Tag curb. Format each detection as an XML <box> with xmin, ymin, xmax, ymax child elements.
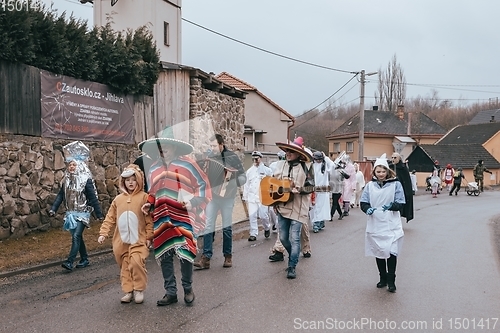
<box><xmin>0</xmin><ymin>248</ymin><xmax>114</xmax><ymax>279</ymax></box>
<box><xmin>0</xmin><ymin>218</ymin><xmax>251</xmax><ymax>279</ymax></box>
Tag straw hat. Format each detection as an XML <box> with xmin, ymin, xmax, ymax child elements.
<box><xmin>138</xmin><ymin>127</ymin><xmax>193</xmax><ymax>158</ymax></box>
<box><xmin>275</xmin><ymin>137</ymin><xmax>312</xmax><ymax>162</ymax></box>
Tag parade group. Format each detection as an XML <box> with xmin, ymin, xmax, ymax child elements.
<box><xmin>55</xmin><ymin>128</ymin><xmax>496</xmax><ymax>307</ymax></box>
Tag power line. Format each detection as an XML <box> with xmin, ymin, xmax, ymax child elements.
<box><xmin>293</xmin><ymin>96</ymin><xmax>360</xmax><ymax>132</ymax></box>
<box><xmin>406</xmin><ymin>82</ymin><xmax>500</xmax><ymax>95</ymax></box>
<box><xmin>295</xmin><ymin>73</ymin><xmax>359</xmax><ymax>119</ymax></box>
<box><xmin>183</xmin><ymin>17</ymin><xmax>498</xmax><ymax>109</ymax></box>
<box><xmin>182</xmin><ymin>18</ymin><xmax>356</xmax><ymax>75</ymax></box>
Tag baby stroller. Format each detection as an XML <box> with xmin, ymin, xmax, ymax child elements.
<box><xmin>465</xmin><ymin>181</ymin><xmax>480</xmax><ymax>196</ymax></box>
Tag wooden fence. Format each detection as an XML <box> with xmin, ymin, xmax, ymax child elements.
<box><xmin>0</xmin><ymin>60</ymin><xmax>156</xmax><ymax>144</ymax></box>
<box><xmin>0</xmin><ymin>60</ymin><xmax>41</xmax><ymax>136</ymax></box>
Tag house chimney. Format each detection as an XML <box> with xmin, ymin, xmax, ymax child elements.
<box><xmin>397</xmin><ymin>105</ymin><xmax>404</xmax><ymax>120</ymax></box>
<box><xmin>373</xmin><ymin>105</ymin><xmax>378</xmax><ymax>111</ymax></box>
<box><xmin>490</xmin><ymin>115</ymin><xmax>495</xmax><ymax>123</ymax></box>
<box><xmin>407</xmin><ymin>112</ymin><xmax>411</xmax><ymax>135</ymax></box>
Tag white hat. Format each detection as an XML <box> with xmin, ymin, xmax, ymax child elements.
<box><xmin>374</xmin><ymin>153</ymin><xmax>389</xmax><ymax>169</ymax></box>
<box><xmin>251</xmin><ymin>151</ymin><xmax>263</xmax><ymax>158</ymax></box>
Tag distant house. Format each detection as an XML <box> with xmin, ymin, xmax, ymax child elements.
<box><xmin>326</xmin><ymin>106</ymin><xmax>446</xmax><ymax>162</ymax></box>
<box><xmin>216</xmin><ymin>72</ymin><xmax>294</xmax><ymax>166</ymax></box>
<box><xmin>406</xmin><ymin>122</ymin><xmax>500</xmax><ymax>187</ymax></box>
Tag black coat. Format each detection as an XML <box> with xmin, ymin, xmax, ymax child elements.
<box><xmin>390</xmin><ymin>161</ymin><xmax>414</xmax><ymax>222</ymax></box>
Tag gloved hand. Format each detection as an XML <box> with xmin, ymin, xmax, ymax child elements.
<box><xmin>366</xmin><ymin>207</ymin><xmax>376</xmax><ymax>215</ymax></box>
<box><xmin>48</xmin><ymin>209</ymin><xmax>55</xmax><ymax>217</ymax></box>
<box><xmin>382</xmin><ymin>202</ymin><xmax>393</xmax><ymax>211</ymax></box>
<box><xmin>97</xmin><ymin>236</ymin><xmax>106</xmax><ymax>244</ymax></box>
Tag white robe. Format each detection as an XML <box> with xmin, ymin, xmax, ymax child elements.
<box><xmin>364</xmin><ymin>181</ymin><xmax>404</xmax><ymax>258</ymax></box>
<box><xmin>309</xmin><ymin>161</ymin><xmax>330</xmax><ymax>222</ymax></box>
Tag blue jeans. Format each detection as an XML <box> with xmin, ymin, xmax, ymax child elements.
<box><xmin>202</xmin><ymin>196</ymin><xmax>235</xmax><ymax>258</ymax></box>
<box><xmin>67</xmin><ymin>221</ymin><xmax>87</xmax><ymax>264</ymax></box>
<box><xmin>277</xmin><ymin>214</ymin><xmax>302</xmax><ymax>268</ymax></box>
<box><xmin>160</xmin><ymin>250</ymin><xmax>193</xmax><ymax>296</ymax></box>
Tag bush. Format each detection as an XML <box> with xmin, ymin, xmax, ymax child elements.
<box><xmin>0</xmin><ymin>3</ymin><xmax>159</xmax><ymax>96</ymax></box>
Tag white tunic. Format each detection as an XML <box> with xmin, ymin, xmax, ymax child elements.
<box><xmin>242</xmin><ymin>163</ymin><xmax>272</xmax><ymax>203</ymax></box>
<box><xmin>364</xmin><ymin>181</ymin><xmax>404</xmax><ymax>258</ymax></box>
<box><xmin>310</xmin><ymin>161</ymin><xmax>331</xmax><ymax>222</ymax></box>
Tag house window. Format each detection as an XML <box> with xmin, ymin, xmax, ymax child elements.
<box><xmin>333</xmin><ymin>143</ymin><xmax>340</xmax><ymax>153</ymax></box>
<box><xmin>164</xmin><ymin>22</ymin><xmax>170</xmax><ymax>46</ymax></box>
<box><xmin>346</xmin><ymin>141</ymin><xmax>353</xmax><ymax>153</ymax></box>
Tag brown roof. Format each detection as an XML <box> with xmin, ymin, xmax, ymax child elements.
<box><xmin>216</xmin><ymin>72</ymin><xmax>294</xmax><ymax>122</ymax></box>
<box><xmin>326</xmin><ymin>110</ymin><xmax>446</xmax><ymax>139</ymax></box>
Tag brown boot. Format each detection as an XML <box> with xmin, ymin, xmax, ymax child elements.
<box><xmin>194</xmin><ymin>255</ymin><xmax>210</xmax><ymax>269</ymax></box>
<box><xmin>223</xmin><ymin>254</ymin><xmax>232</xmax><ymax>268</ymax></box>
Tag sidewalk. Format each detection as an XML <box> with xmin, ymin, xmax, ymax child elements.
<box><xmin>0</xmin><ymin>195</ymin><xmax>251</xmax><ymax>279</ymax></box>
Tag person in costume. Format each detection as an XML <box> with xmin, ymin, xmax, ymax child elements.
<box><xmin>328</xmin><ymin>158</ymin><xmax>345</xmax><ymax>221</ymax></box>
<box><xmin>49</xmin><ymin>141</ymin><xmax>104</xmax><ymax>271</ymax></box>
<box><xmin>98</xmin><ymin>164</ymin><xmax>153</xmax><ymax>304</ymax></box>
<box><xmin>473</xmin><ymin>159</ymin><xmax>492</xmax><ymax>192</ymax></box>
<box><xmin>340</xmin><ymin>155</ymin><xmax>356</xmax><ymax>217</ymax></box>
<box><xmin>442</xmin><ymin>164</ymin><xmax>455</xmax><ymax>192</ymax></box>
<box><xmin>310</xmin><ymin>151</ymin><xmax>330</xmax><ymax>233</ymax></box>
<box><xmin>449</xmin><ymin>167</ymin><xmax>465</xmax><ymax>196</ymax></box>
<box><xmin>139</xmin><ymin>127</ymin><xmax>212</xmax><ymax>306</ymax></box>
<box><xmin>242</xmin><ymin>151</ymin><xmax>272</xmax><ymax>241</ymax></box>
<box><xmin>268</xmin><ymin>150</ymin><xmax>286</xmax><ymax>232</ymax></box>
<box><xmin>270</xmin><ymin>138</ymin><xmax>314</xmax><ymax>279</ymax></box>
<box><xmin>352</xmin><ymin>163</ymin><xmax>366</xmax><ymax>207</ymax></box>
<box><xmin>410</xmin><ymin>170</ymin><xmax>418</xmax><ymax>195</ymax></box>
<box><xmin>389</xmin><ymin>153</ymin><xmax>414</xmax><ymax>222</ymax></box>
<box><xmin>361</xmin><ymin>153</ymin><xmax>405</xmax><ymax>293</ymax></box>
<box><xmin>429</xmin><ymin>168</ymin><xmax>441</xmax><ymax>198</ymax></box>
<box><xmin>194</xmin><ymin>134</ymin><xmax>246</xmax><ymax>270</ymax></box>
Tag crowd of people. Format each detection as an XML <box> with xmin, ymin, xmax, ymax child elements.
<box><xmin>48</xmin><ymin>134</ymin><xmax>427</xmax><ymax>306</ymax></box>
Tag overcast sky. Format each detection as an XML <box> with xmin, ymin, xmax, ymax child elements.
<box><xmin>49</xmin><ymin>0</ymin><xmax>500</xmax><ymax>116</ymax></box>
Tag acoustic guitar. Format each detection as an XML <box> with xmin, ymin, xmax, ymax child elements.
<box><xmin>259</xmin><ymin>176</ymin><xmax>330</xmax><ymax>206</ymax></box>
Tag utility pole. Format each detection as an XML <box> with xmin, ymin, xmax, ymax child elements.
<box><xmin>358</xmin><ymin>70</ymin><xmax>377</xmax><ymax>162</ymax></box>
<box><xmin>358</xmin><ymin>70</ymin><xmax>366</xmax><ymax>162</ymax></box>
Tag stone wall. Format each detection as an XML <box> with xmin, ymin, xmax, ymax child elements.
<box><xmin>189</xmin><ymin>77</ymin><xmax>245</xmax><ymax>157</ymax></box>
<box><xmin>0</xmin><ymin>77</ymin><xmax>246</xmax><ymax>241</ymax></box>
<box><xmin>0</xmin><ymin>134</ymin><xmax>140</xmax><ymax>240</ymax></box>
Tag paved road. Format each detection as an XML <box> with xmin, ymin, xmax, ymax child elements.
<box><xmin>2</xmin><ymin>191</ymin><xmax>500</xmax><ymax>332</ymax></box>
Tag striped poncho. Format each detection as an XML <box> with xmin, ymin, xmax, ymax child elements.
<box><xmin>147</xmin><ymin>156</ymin><xmax>212</xmax><ymax>263</ymax></box>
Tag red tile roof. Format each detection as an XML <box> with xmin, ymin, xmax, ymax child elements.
<box><xmin>216</xmin><ymin>72</ymin><xmax>294</xmax><ymax>122</ymax></box>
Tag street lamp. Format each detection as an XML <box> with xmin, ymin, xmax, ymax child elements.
<box><xmin>358</xmin><ymin>70</ymin><xmax>378</xmax><ymax>162</ymax></box>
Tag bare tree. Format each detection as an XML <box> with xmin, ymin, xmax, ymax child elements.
<box><xmin>375</xmin><ymin>54</ymin><xmax>406</xmax><ymax>112</ymax></box>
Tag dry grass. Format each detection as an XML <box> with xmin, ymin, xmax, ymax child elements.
<box><xmin>0</xmin><ymin>225</ymin><xmax>111</xmax><ymax>272</ymax></box>
<box><xmin>0</xmin><ymin>197</ymin><xmax>249</xmax><ymax>273</ymax></box>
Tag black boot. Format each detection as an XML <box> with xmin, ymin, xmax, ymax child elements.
<box><xmin>387</xmin><ymin>254</ymin><xmax>397</xmax><ymax>292</ymax></box>
<box><xmin>269</xmin><ymin>251</ymin><xmax>284</xmax><ymax>262</ymax></box>
<box><xmin>375</xmin><ymin>258</ymin><xmax>387</xmax><ymax>288</ymax></box>
<box><xmin>387</xmin><ymin>273</ymin><xmax>397</xmax><ymax>292</ymax></box>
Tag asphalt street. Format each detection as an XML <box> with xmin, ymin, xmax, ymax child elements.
<box><xmin>1</xmin><ymin>190</ymin><xmax>500</xmax><ymax>333</ymax></box>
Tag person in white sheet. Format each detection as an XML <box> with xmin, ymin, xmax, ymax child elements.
<box><xmin>351</xmin><ymin>163</ymin><xmax>366</xmax><ymax>208</ymax></box>
<box><xmin>242</xmin><ymin>151</ymin><xmax>272</xmax><ymax>241</ymax></box>
<box><xmin>360</xmin><ymin>153</ymin><xmax>405</xmax><ymax>293</ymax></box>
<box><xmin>410</xmin><ymin>170</ymin><xmax>418</xmax><ymax>195</ymax></box>
<box><xmin>310</xmin><ymin>151</ymin><xmax>331</xmax><ymax>233</ymax></box>
<box><xmin>340</xmin><ymin>155</ymin><xmax>356</xmax><ymax>217</ymax></box>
